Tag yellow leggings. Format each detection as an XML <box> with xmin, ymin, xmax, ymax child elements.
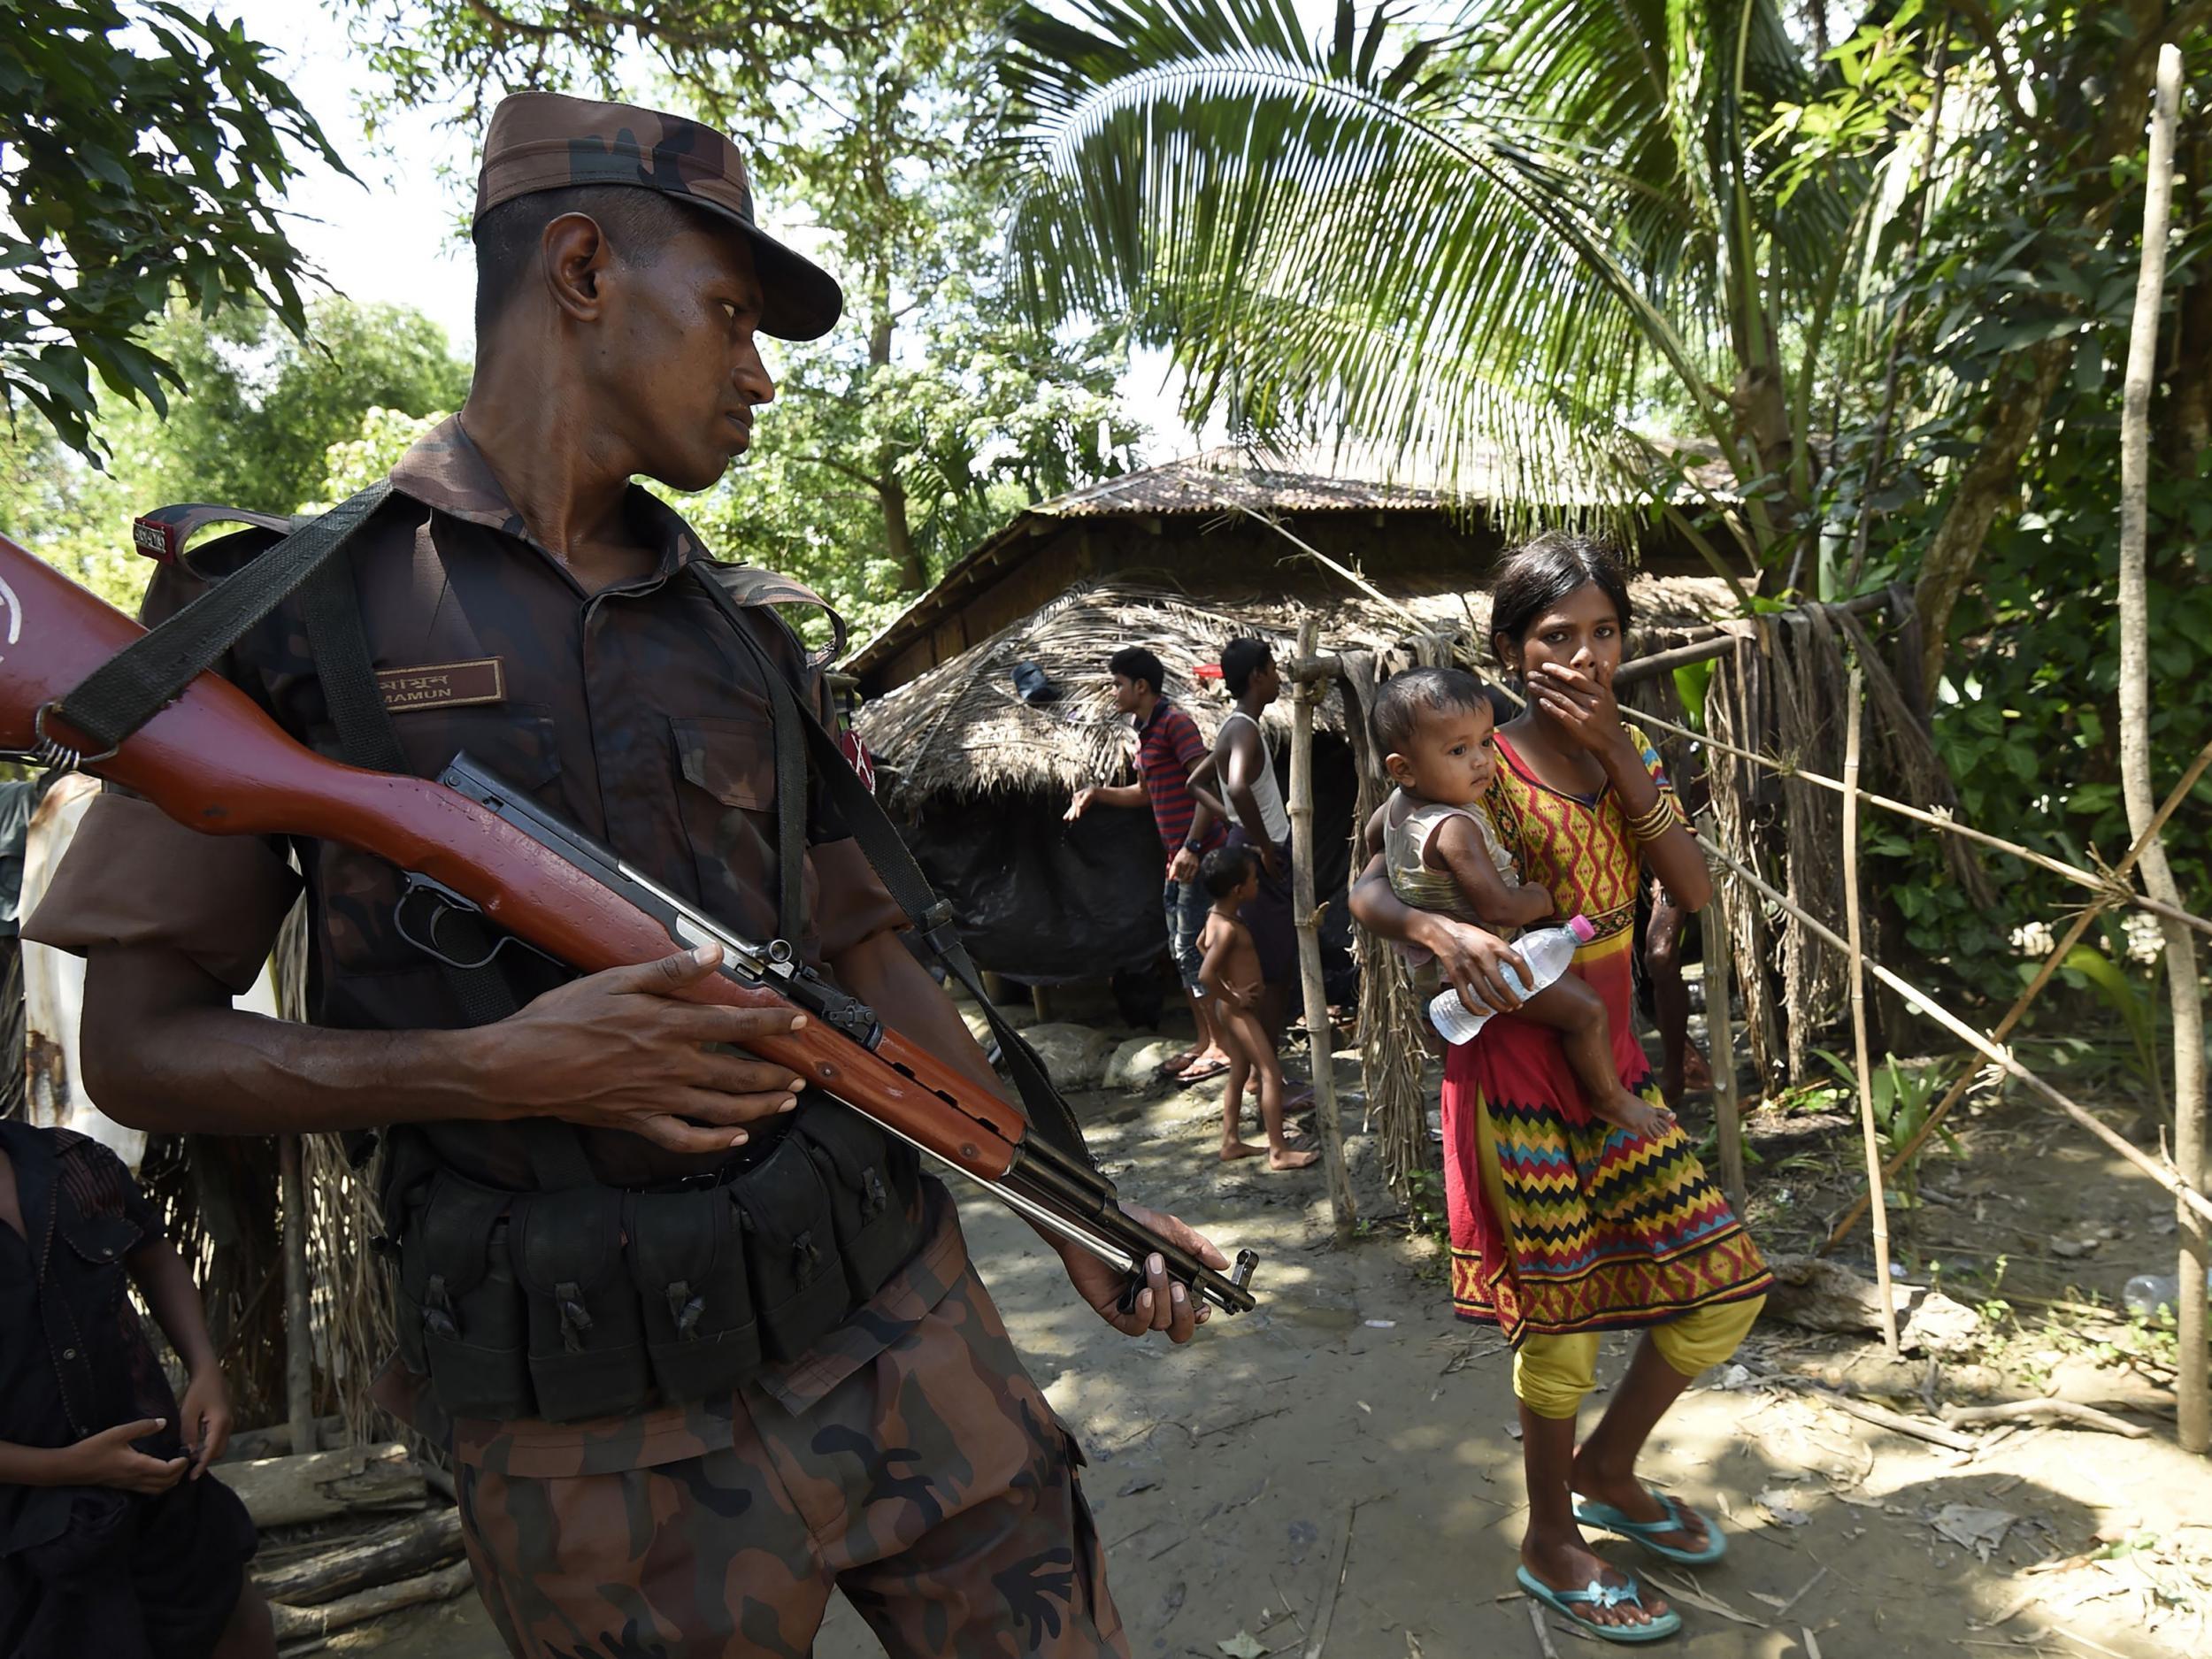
<box><xmin>1512</xmin><ymin>1294</ymin><xmax>1765</xmax><ymax>1420</ymax></box>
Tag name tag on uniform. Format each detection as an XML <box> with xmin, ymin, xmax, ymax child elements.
<box><xmin>377</xmin><ymin>657</ymin><xmax>506</xmax><ymax>713</ymax></box>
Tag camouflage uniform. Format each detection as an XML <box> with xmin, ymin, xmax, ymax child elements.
<box><xmin>27</xmin><ymin>89</ymin><xmax>1126</xmax><ymax>1659</ymax></box>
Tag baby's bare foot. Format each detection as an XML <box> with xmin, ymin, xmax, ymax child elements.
<box><xmin>1594</xmin><ymin>1091</ymin><xmax>1676</xmax><ymax>1141</ymax></box>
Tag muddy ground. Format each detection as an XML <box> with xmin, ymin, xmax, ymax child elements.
<box><xmin>313</xmin><ymin>1000</ymin><xmax>2208</xmax><ymax>1659</ymax></box>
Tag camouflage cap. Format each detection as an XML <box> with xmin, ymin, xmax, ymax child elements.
<box><xmin>474</xmin><ymin>90</ymin><xmax>841</xmax><ymax>342</ymax></box>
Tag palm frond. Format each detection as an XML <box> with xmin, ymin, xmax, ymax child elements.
<box><xmin>1002</xmin><ymin>0</ymin><xmax>1873</xmax><ymax>541</ymax></box>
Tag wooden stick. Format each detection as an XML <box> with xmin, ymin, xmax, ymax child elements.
<box><xmin>1938</xmin><ymin>1399</ymin><xmax>2150</xmax><ymax>1440</ymax></box>
<box><xmin>280</xmin><ymin>1133</ymin><xmax>317</xmax><ymax>1457</ymax></box>
<box><xmin>1701</xmin><ymin>884</ymin><xmax>1747</xmax><ymax>1216</ymax></box>
<box><xmin>1841</xmin><ymin>669</ymin><xmax>1900</xmax><ymax>1356</ymax></box>
<box><xmin>1523</xmin><ymin>1597</ymin><xmax>1562</xmax><ymax>1659</ymax></box>
<box><xmin>267</xmin><ymin>1559</ymin><xmax>474</xmax><ymax>1641</ymax></box>
<box><xmin>1699</xmin><ymin>833</ymin><xmax>2212</xmax><ymax>1226</ymax></box>
<box><xmin>1770</xmin><ymin>1378</ymin><xmax>1978</xmax><ymax>1451</ymax></box>
<box><xmin>1774</xmin><ymin>1564</ymin><xmax>1829</xmax><ymax>1618</ymax></box>
<box><xmin>1822</xmin><ymin>736</ymin><xmax>2212</xmax><ymax>1253</ymax></box>
<box><xmin>1302</xmin><ymin>1496</ymin><xmax>1357</xmax><ymax>1659</ymax></box>
<box><xmin>1289</xmin><ymin>617</ymin><xmax>1356</xmax><ymax>1242</ymax></box>
<box><xmin>2117</xmin><ymin>42</ymin><xmax>2206</xmax><ymax>1455</ymax></box>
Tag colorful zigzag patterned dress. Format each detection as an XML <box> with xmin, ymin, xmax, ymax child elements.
<box><xmin>1441</xmin><ymin>722</ymin><xmax>1770</xmax><ymax>1341</ymax></box>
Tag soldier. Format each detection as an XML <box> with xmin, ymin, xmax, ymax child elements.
<box><xmin>27</xmin><ymin>91</ymin><xmax>1221</xmax><ymax>1659</ymax></box>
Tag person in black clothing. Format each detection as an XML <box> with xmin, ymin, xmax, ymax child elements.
<box><xmin>0</xmin><ymin>1121</ymin><xmax>273</xmax><ymax>1659</ymax></box>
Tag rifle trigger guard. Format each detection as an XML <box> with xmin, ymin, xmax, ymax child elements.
<box><xmin>393</xmin><ymin>874</ymin><xmax>546</xmax><ymax>972</ymax></box>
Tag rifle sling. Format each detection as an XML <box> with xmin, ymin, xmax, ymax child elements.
<box><xmin>687</xmin><ymin>571</ymin><xmax>1100</xmax><ymax>1178</ymax></box>
<box><xmin>53</xmin><ymin>480</ymin><xmax>396</xmax><ymax>756</ymax></box>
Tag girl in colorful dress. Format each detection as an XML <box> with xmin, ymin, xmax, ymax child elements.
<box><xmin>1349</xmin><ymin>534</ymin><xmax>1770</xmax><ymax>1643</ymax></box>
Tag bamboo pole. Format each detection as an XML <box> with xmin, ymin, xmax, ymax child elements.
<box><xmin>1694</xmin><ymin>829</ymin><xmax>2212</xmax><ymax>1226</ymax></box>
<box><xmin>279</xmin><ymin>1133</ymin><xmax>316</xmax><ymax>1456</ymax></box>
<box><xmin>1841</xmin><ymin>669</ymin><xmax>1900</xmax><ymax>1355</ymax></box>
<box><xmin>1700</xmin><ymin>884</ymin><xmax>1747</xmax><ymax>1217</ymax></box>
<box><xmin>1821</xmin><ymin>736</ymin><xmax>2212</xmax><ymax>1255</ymax></box>
<box><xmin>2117</xmin><ymin>43</ymin><xmax>2204</xmax><ymax>1454</ymax></box>
<box><xmin>1288</xmin><ymin>616</ymin><xmax>1356</xmax><ymax>1242</ymax></box>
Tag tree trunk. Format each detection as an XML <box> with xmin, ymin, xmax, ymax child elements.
<box><xmin>2116</xmin><ymin>44</ymin><xmax>2206</xmax><ymax>1456</ymax></box>
<box><xmin>880</xmin><ymin>472</ymin><xmax>924</xmax><ymax>593</ymax></box>
<box><xmin>1910</xmin><ymin>336</ymin><xmax>2071</xmax><ymax>699</ymax></box>
<box><xmin>868</xmin><ymin>306</ymin><xmax>926</xmax><ymax>593</ymax></box>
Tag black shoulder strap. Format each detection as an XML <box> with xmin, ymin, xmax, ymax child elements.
<box><xmin>687</xmin><ymin>568</ymin><xmax>1099</xmax><ymax>1174</ymax></box>
<box><xmin>297</xmin><ymin>546</ymin><xmax>595</xmax><ymax>1191</ymax></box>
<box><xmin>51</xmin><ymin>480</ymin><xmax>396</xmax><ymax>757</ymax></box>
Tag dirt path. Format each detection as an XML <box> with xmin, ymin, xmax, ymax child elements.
<box><xmin>342</xmin><ymin>1051</ymin><xmax>2208</xmax><ymax>1658</ymax></box>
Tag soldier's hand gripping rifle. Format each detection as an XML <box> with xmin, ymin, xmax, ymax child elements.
<box><xmin>0</xmin><ymin>533</ymin><xmax>1259</xmax><ymax>1316</ymax></box>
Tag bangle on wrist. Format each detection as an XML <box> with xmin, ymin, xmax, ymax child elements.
<box><xmin>1625</xmin><ymin>796</ymin><xmax>1683</xmax><ymax>844</ymax></box>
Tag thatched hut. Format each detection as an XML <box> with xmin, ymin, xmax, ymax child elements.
<box><xmin>847</xmin><ymin>448</ymin><xmax>1737</xmax><ymax>990</ymax></box>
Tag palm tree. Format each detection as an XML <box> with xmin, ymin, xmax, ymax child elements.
<box><xmin>1002</xmin><ymin>0</ymin><xmax>1909</xmax><ymax>598</ymax></box>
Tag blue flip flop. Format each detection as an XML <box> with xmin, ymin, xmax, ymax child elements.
<box><xmin>1516</xmin><ymin>1566</ymin><xmax>1683</xmax><ymax>1643</ymax></box>
<box><xmin>1573</xmin><ymin>1488</ymin><xmax>1727</xmax><ymax>1566</ymax></box>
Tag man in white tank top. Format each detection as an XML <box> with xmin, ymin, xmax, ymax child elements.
<box><xmin>1196</xmin><ymin>639</ymin><xmax>1299</xmax><ymax>1046</ymax></box>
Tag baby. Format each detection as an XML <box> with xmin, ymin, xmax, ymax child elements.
<box><xmin>1373</xmin><ymin>667</ymin><xmax>1671</xmax><ymax>1139</ymax></box>
<box><xmin>1196</xmin><ymin>845</ymin><xmax>1318</xmax><ymax>1171</ymax></box>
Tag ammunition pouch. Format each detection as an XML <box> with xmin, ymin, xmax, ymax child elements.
<box><xmin>382</xmin><ymin>1094</ymin><xmax>923</xmax><ymax>1423</ymax></box>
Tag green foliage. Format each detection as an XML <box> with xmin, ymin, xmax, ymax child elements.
<box><xmin>1814</xmin><ymin>1048</ymin><xmax>1960</xmax><ymax>1203</ymax></box>
<box><xmin>0</xmin><ymin>296</ymin><xmax>468</xmax><ymax>613</ymax></box>
<box><xmin>335</xmin><ymin>0</ymin><xmax>1142</xmax><ymax>611</ymax></box>
<box><xmin>104</xmin><ymin>299</ymin><xmax>472</xmax><ymax>513</ymax></box>
<box><xmin>1001</xmin><ymin>0</ymin><xmax>1919</xmax><ymax>588</ymax></box>
<box><xmin>0</xmin><ymin>1</ymin><xmax>349</xmax><ymax>457</ymax></box>
<box><xmin>2056</xmin><ymin>943</ymin><xmax>2164</xmax><ymax>1110</ymax></box>
<box><xmin>0</xmin><ymin>401</ymin><xmax>136</xmax><ymax>605</ymax></box>
<box><xmin>671</xmin><ymin>295</ymin><xmax>1139</xmax><ymax>644</ymax></box>
<box><xmin>1777</xmin><ymin>4</ymin><xmax>2212</xmax><ymax>1010</ymax></box>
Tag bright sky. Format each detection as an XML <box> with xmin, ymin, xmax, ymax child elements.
<box><xmin>218</xmin><ymin>0</ymin><xmax>1222</xmax><ymax>459</ymax></box>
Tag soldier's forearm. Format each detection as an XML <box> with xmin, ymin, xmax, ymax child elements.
<box><xmin>81</xmin><ymin>945</ymin><xmax>498</xmax><ymax>1136</ymax></box>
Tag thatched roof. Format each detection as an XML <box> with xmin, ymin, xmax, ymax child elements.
<box><xmin>856</xmin><ymin>571</ymin><xmax>1735</xmax><ymax>803</ymax></box>
<box><xmin>846</xmin><ymin>441</ymin><xmax>1747</xmax><ymax>687</ymax></box>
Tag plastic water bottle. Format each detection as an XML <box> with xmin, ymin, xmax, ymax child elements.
<box><xmin>1428</xmin><ymin>915</ymin><xmax>1598</xmax><ymax>1046</ymax></box>
<box><xmin>2124</xmin><ymin>1269</ymin><xmax>2212</xmax><ymax>1317</ymax></box>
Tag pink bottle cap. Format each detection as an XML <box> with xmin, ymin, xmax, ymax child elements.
<box><xmin>1568</xmin><ymin>914</ymin><xmax>1596</xmax><ymax>941</ymax></box>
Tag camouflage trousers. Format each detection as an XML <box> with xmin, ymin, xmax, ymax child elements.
<box><xmin>453</xmin><ymin>1261</ymin><xmax>1127</xmax><ymax>1659</ymax></box>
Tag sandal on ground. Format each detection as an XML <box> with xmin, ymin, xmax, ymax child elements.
<box><xmin>1572</xmin><ymin>1489</ymin><xmax>1726</xmax><ymax>1566</ymax></box>
<box><xmin>1173</xmin><ymin>1057</ymin><xmax>1231</xmax><ymax>1087</ymax></box>
<box><xmin>1516</xmin><ymin>1567</ymin><xmax>1681</xmax><ymax>1643</ymax></box>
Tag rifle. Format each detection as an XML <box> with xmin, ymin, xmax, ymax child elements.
<box><xmin>0</xmin><ymin>534</ymin><xmax>1259</xmax><ymax>1316</ymax></box>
